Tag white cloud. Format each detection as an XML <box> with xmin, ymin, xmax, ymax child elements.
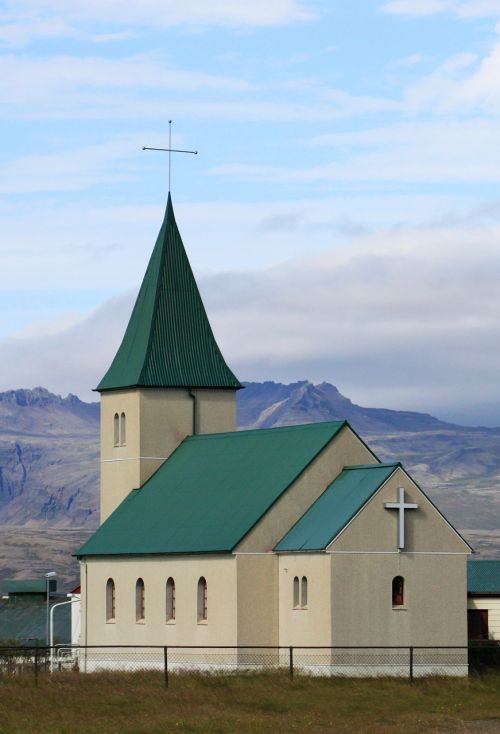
<box><xmin>2</xmin><ymin>220</ymin><xmax>500</xmax><ymax>425</ymax></box>
<box><xmin>382</xmin><ymin>0</ymin><xmax>500</xmax><ymax>17</ymax></box>
<box><xmin>403</xmin><ymin>40</ymin><xmax>500</xmax><ymax>114</ymax></box>
<box><xmin>0</xmin><ymin>0</ymin><xmax>313</xmax><ymax>45</ymax></box>
<box><xmin>211</xmin><ymin>118</ymin><xmax>500</xmax><ymax>184</ymax></box>
<box><xmin>0</xmin><ymin>14</ymin><xmax>75</xmax><ymax>47</ymax></box>
<box><xmin>0</xmin><ymin>53</ymin><xmax>250</xmax><ymax>112</ymax></box>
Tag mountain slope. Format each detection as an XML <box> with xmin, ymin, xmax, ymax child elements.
<box><xmin>0</xmin><ymin>388</ymin><xmax>99</xmax><ymax>527</ymax></box>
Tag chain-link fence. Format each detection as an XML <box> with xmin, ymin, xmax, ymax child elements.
<box><xmin>0</xmin><ymin>643</ymin><xmax>489</xmax><ymax>685</ymax></box>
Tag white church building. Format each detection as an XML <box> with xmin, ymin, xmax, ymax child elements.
<box><xmin>76</xmin><ymin>194</ymin><xmax>471</xmax><ymax>672</ymax></box>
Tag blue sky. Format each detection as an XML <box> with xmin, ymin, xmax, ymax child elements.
<box><xmin>2</xmin><ymin>0</ymin><xmax>500</xmax><ymax>424</ymax></box>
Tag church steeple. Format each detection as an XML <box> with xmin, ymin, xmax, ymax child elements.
<box><xmin>98</xmin><ymin>193</ymin><xmax>241</xmax><ymax>522</ymax></box>
<box><xmin>97</xmin><ymin>193</ymin><xmax>241</xmax><ymax>392</ymax></box>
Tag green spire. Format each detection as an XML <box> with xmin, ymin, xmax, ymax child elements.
<box><xmin>97</xmin><ymin>194</ymin><xmax>241</xmax><ymax>392</ymax></box>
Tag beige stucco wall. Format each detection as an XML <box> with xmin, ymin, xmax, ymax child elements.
<box><xmin>100</xmin><ymin>388</ymin><xmax>236</xmax><ymax>521</ymax></box>
<box><xmin>236</xmin><ymin>554</ymin><xmax>278</xmax><ymax>646</ymax></box>
<box><xmin>329</xmin><ymin>552</ymin><xmax>467</xmax><ymax>646</ymax></box>
<box><xmin>81</xmin><ymin>555</ymin><xmax>237</xmax><ymax>647</ymax></box>
<box><xmin>236</xmin><ymin>426</ymin><xmax>377</xmax><ymax>553</ymax></box>
<box><xmin>330</xmin><ymin>468</ymin><xmax>470</xmax><ymax>554</ymax></box>
<box><xmin>278</xmin><ymin>554</ymin><xmax>332</xmax><ymax>647</ymax></box>
<box><xmin>468</xmin><ymin>597</ymin><xmax>500</xmax><ymax>640</ymax></box>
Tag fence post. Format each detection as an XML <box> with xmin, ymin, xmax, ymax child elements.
<box><xmin>34</xmin><ymin>645</ymin><xmax>39</xmax><ymax>687</ymax></box>
<box><xmin>163</xmin><ymin>646</ymin><xmax>168</xmax><ymax>689</ymax></box>
<box><xmin>409</xmin><ymin>646</ymin><xmax>414</xmax><ymax>683</ymax></box>
<box><xmin>289</xmin><ymin>646</ymin><xmax>294</xmax><ymax>680</ymax></box>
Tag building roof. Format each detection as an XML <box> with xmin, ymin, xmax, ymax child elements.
<box><xmin>77</xmin><ymin>421</ymin><xmax>347</xmax><ymax>557</ymax></box>
<box><xmin>3</xmin><ymin>579</ymin><xmax>56</xmax><ymax>594</ymax></box>
<box><xmin>275</xmin><ymin>464</ymin><xmax>399</xmax><ymax>552</ymax></box>
<box><xmin>468</xmin><ymin>560</ymin><xmax>500</xmax><ymax>594</ymax></box>
<box><xmin>97</xmin><ymin>193</ymin><xmax>241</xmax><ymax>392</ymax></box>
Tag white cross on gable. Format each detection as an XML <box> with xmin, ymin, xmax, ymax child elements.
<box><xmin>384</xmin><ymin>487</ymin><xmax>418</xmax><ymax>550</ymax></box>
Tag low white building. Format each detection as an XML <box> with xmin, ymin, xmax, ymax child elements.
<box><xmin>468</xmin><ymin>560</ymin><xmax>500</xmax><ymax>641</ymax></box>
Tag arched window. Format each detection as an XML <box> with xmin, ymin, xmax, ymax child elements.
<box><xmin>120</xmin><ymin>412</ymin><xmax>126</xmax><ymax>446</ymax></box>
<box><xmin>392</xmin><ymin>576</ymin><xmax>404</xmax><ymax>607</ymax></box>
<box><xmin>136</xmin><ymin>578</ymin><xmax>145</xmax><ymax>622</ymax></box>
<box><xmin>197</xmin><ymin>577</ymin><xmax>207</xmax><ymax>622</ymax></box>
<box><xmin>166</xmin><ymin>577</ymin><xmax>176</xmax><ymax>622</ymax></box>
<box><xmin>106</xmin><ymin>578</ymin><xmax>115</xmax><ymax>622</ymax></box>
<box><xmin>301</xmin><ymin>576</ymin><xmax>308</xmax><ymax>608</ymax></box>
<box><xmin>113</xmin><ymin>413</ymin><xmax>119</xmax><ymax>447</ymax></box>
<box><xmin>293</xmin><ymin>576</ymin><xmax>300</xmax><ymax>608</ymax></box>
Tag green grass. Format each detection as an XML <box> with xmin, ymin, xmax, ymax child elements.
<box><xmin>0</xmin><ymin>671</ymin><xmax>499</xmax><ymax>734</ymax></box>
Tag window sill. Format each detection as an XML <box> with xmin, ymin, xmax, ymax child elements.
<box><xmin>136</xmin><ymin>620</ymin><xmax>146</xmax><ymax>625</ymax></box>
<box><xmin>197</xmin><ymin>620</ymin><xmax>208</xmax><ymax>625</ymax></box>
<box><xmin>292</xmin><ymin>607</ymin><xmax>308</xmax><ymax>611</ymax></box>
<box><xmin>392</xmin><ymin>606</ymin><xmax>407</xmax><ymax>611</ymax></box>
<box><xmin>106</xmin><ymin>620</ymin><xmax>116</xmax><ymax>624</ymax></box>
<box><xmin>166</xmin><ymin>620</ymin><xmax>176</xmax><ymax>626</ymax></box>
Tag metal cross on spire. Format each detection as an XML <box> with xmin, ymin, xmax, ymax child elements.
<box><xmin>142</xmin><ymin>120</ymin><xmax>198</xmax><ymax>192</ymax></box>
<box><xmin>384</xmin><ymin>487</ymin><xmax>418</xmax><ymax>550</ymax></box>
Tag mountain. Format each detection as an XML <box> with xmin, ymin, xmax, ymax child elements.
<box><xmin>0</xmin><ymin>382</ymin><xmax>499</xmax><ymax>588</ymax></box>
<box><xmin>238</xmin><ymin>380</ymin><xmax>457</xmax><ymax>433</ymax></box>
<box><xmin>0</xmin><ymin>387</ymin><xmax>99</xmax><ymax>528</ymax></box>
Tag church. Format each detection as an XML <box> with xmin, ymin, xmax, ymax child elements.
<box><xmin>76</xmin><ymin>193</ymin><xmax>471</xmax><ymax>670</ymax></box>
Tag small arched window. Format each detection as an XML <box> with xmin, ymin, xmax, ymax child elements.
<box><xmin>166</xmin><ymin>577</ymin><xmax>176</xmax><ymax>622</ymax></box>
<box><xmin>293</xmin><ymin>576</ymin><xmax>300</xmax><ymax>608</ymax></box>
<box><xmin>392</xmin><ymin>576</ymin><xmax>404</xmax><ymax>607</ymax></box>
<box><xmin>120</xmin><ymin>412</ymin><xmax>126</xmax><ymax>446</ymax></box>
<box><xmin>106</xmin><ymin>578</ymin><xmax>115</xmax><ymax>622</ymax></box>
<box><xmin>197</xmin><ymin>577</ymin><xmax>207</xmax><ymax>622</ymax></box>
<box><xmin>301</xmin><ymin>576</ymin><xmax>308</xmax><ymax>608</ymax></box>
<box><xmin>136</xmin><ymin>578</ymin><xmax>145</xmax><ymax>622</ymax></box>
<box><xmin>113</xmin><ymin>413</ymin><xmax>119</xmax><ymax>447</ymax></box>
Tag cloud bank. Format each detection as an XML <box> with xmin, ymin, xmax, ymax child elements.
<box><xmin>2</xmin><ymin>222</ymin><xmax>500</xmax><ymax>426</ymax></box>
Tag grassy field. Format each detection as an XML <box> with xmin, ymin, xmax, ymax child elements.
<box><xmin>0</xmin><ymin>672</ymin><xmax>499</xmax><ymax>733</ymax></box>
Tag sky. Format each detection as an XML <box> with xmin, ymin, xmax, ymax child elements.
<box><xmin>2</xmin><ymin>0</ymin><xmax>500</xmax><ymax>425</ymax></box>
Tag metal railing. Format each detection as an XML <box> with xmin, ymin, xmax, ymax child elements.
<box><xmin>0</xmin><ymin>643</ymin><xmax>491</xmax><ymax>686</ymax></box>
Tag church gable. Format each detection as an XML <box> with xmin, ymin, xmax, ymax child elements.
<box><xmin>329</xmin><ymin>466</ymin><xmax>471</xmax><ymax>554</ymax></box>
<box><xmin>275</xmin><ymin>465</ymin><xmax>470</xmax><ymax>554</ymax></box>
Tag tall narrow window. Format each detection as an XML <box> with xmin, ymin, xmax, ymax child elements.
<box><xmin>301</xmin><ymin>576</ymin><xmax>308</xmax><ymax>608</ymax></box>
<box><xmin>392</xmin><ymin>576</ymin><xmax>404</xmax><ymax>607</ymax></box>
<box><xmin>166</xmin><ymin>577</ymin><xmax>176</xmax><ymax>622</ymax></box>
<box><xmin>120</xmin><ymin>412</ymin><xmax>126</xmax><ymax>446</ymax></box>
<box><xmin>293</xmin><ymin>576</ymin><xmax>300</xmax><ymax>608</ymax></box>
<box><xmin>136</xmin><ymin>578</ymin><xmax>145</xmax><ymax>622</ymax></box>
<box><xmin>106</xmin><ymin>578</ymin><xmax>115</xmax><ymax>622</ymax></box>
<box><xmin>113</xmin><ymin>413</ymin><xmax>119</xmax><ymax>447</ymax></box>
<box><xmin>197</xmin><ymin>577</ymin><xmax>207</xmax><ymax>622</ymax></box>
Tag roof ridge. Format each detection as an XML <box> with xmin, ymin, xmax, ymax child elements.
<box><xmin>138</xmin><ymin>194</ymin><xmax>172</xmax><ymax>386</ymax></box>
<box><xmin>343</xmin><ymin>462</ymin><xmax>400</xmax><ymax>470</ymax></box>
<box><xmin>184</xmin><ymin>420</ymin><xmax>347</xmax><ymax>441</ymax></box>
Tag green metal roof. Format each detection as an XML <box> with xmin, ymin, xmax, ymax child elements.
<box><xmin>97</xmin><ymin>193</ymin><xmax>241</xmax><ymax>392</ymax></box>
<box><xmin>468</xmin><ymin>560</ymin><xmax>500</xmax><ymax>594</ymax></box>
<box><xmin>274</xmin><ymin>463</ymin><xmax>398</xmax><ymax>552</ymax></box>
<box><xmin>3</xmin><ymin>579</ymin><xmax>56</xmax><ymax>594</ymax></box>
<box><xmin>77</xmin><ymin>421</ymin><xmax>347</xmax><ymax>557</ymax></box>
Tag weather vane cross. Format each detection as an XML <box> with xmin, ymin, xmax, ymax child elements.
<box><xmin>142</xmin><ymin>120</ymin><xmax>198</xmax><ymax>192</ymax></box>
